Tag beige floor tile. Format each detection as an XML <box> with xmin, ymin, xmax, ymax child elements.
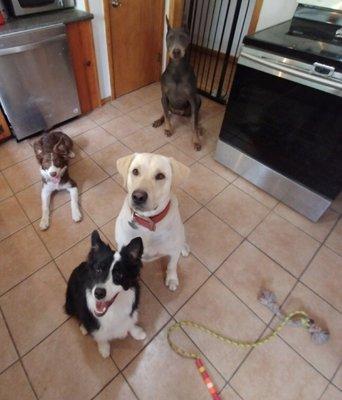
<box><xmin>142</xmin><ymin>121</ymin><xmax>187</xmax><ymax>142</ymax></box>
<box><xmin>110</xmin><ymin>282</ymin><xmax>170</xmax><ymax>369</ymax></box>
<box><xmin>176</xmin><ymin>276</ymin><xmax>266</xmax><ymax>379</ymax></box>
<box><xmin>134</xmin><ymin>82</ymin><xmax>161</xmax><ymax>103</ymax></box>
<box><xmin>155</xmin><ymin>143</ymin><xmax>194</xmax><ymax>166</ymax></box>
<box><xmin>200</xmin><ymin>97</ymin><xmax>225</xmax><ymax>120</ymax></box>
<box><xmin>186</xmin><ymin>208</ymin><xmax>242</xmax><ymax>271</ymax></box>
<box><xmin>3</xmin><ymin>157</ymin><xmax>41</xmax><ymax>193</ymax></box>
<box><xmin>321</xmin><ymin>385</ymin><xmax>342</xmax><ymax>400</ymax></box>
<box><xmin>16</xmin><ymin>181</ymin><xmax>70</xmax><ymax>222</ymax></box>
<box><xmin>326</xmin><ymin>218</ymin><xmax>342</xmax><ymax>256</ymax></box>
<box><xmin>230</xmin><ymin>335</ymin><xmax>327</xmax><ymax>400</ymax></box>
<box><xmin>220</xmin><ymin>386</ymin><xmax>243</xmax><ymax>399</ymax></box>
<box><xmin>74</xmin><ymin>126</ymin><xmax>117</xmax><ymax>155</ymax></box>
<box><xmin>249</xmin><ymin>213</ymin><xmax>320</xmax><ymax>277</ymax></box>
<box><xmin>302</xmin><ymin>246</ymin><xmax>341</xmax><ymax>311</ymax></box>
<box><xmin>181</xmin><ymin>163</ymin><xmax>227</xmax><ymax>205</ymax></box>
<box><xmin>101</xmin><ymin>115</ymin><xmax>142</xmax><ymax>139</ymax></box>
<box><xmin>0</xmin><ymin>139</ymin><xmax>33</xmax><ymax>170</ymax></box>
<box><xmin>0</xmin><ymin>173</ymin><xmax>12</xmax><ymax>201</ymax></box>
<box><xmin>142</xmin><ymin>254</ymin><xmax>210</xmax><ymax>315</ymax></box>
<box><xmin>100</xmin><ymin>218</ymin><xmax>117</xmax><ymax>248</ymax></box>
<box><xmin>127</xmin><ymin>100</ymin><xmax>162</xmax><ymax>127</ymax></box>
<box><xmin>175</xmin><ymin>188</ymin><xmax>201</xmax><ymax>222</ymax></box>
<box><xmin>173</xmin><ymin>133</ymin><xmax>216</xmax><ymax>161</ymax></box>
<box><xmin>33</xmin><ymin>203</ymin><xmax>96</xmax><ymax>257</ymax></box>
<box><xmin>201</xmin><ymin>112</ymin><xmax>224</xmax><ymax>137</ymax></box>
<box><xmin>276</xmin><ymin>283</ymin><xmax>342</xmax><ymax>380</ymax></box>
<box><xmin>274</xmin><ymin>203</ymin><xmax>339</xmax><ymax>242</ymax></box>
<box><xmin>123</xmin><ymin>322</ymin><xmax>225</xmax><ymax>400</ymax></box>
<box><xmin>94</xmin><ymin>374</ymin><xmax>137</xmax><ymax>400</ymax></box>
<box><xmin>111</xmin><ymin>91</ymin><xmax>146</xmax><ymax>114</ymax></box>
<box><xmin>0</xmin><ymin>362</ymin><xmax>36</xmax><ymax>400</ymax></box>
<box><xmin>234</xmin><ymin>177</ymin><xmax>278</xmax><ymax>209</ymax></box>
<box><xmin>69</xmin><ymin>158</ymin><xmax>108</xmax><ymax>193</ymax></box>
<box><xmin>91</xmin><ymin>142</ymin><xmax>132</xmax><ymax>176</ymax></box>
<box><xmin>0</xmin><ymin>312</ymin><xmax>18</xmax><ymax>374</ymax></box>
<box><xmin>23</xmin><ymin>319</ymin><xmax>118</xmax><ymax>400</ymax></box>
<box><xmin>0</xmin><ymin>225</ymin><xmax>51</xmax><ymax>295</ymax></box>
<box><xmin>200</xmin><ymin>153</ymin><xmax>238</xmax><ymax>182</ymax></box>
<box><xmin>60</xmin><ymin>116</ymin><xmax>97</xmax><ymax>138</ymax></box>
<box><xmin>0</xmin><ymin>196</ymin><xmax>29</xmax><ymax>242</ymax></box>
<box><xmin>208</xmin><ymin>185</ymin><xmax>269</xmax><ymax>237</ymax></box>
<box><xmin>121</xmin><ymin>127</ymin><xmax>168</xmax><ymax>153</ymax></box>
<box><xmin>0</xmin><ymin>262</ymin><xmax>67</xmax><ymax>355</ymax></box>
<box><xmin>331</xmin><ymin>192</ymin><xmax>342</xmax><ymax>214</ymax></box>
<box><xmin>80</xmin><ymin>178</ymin><xmax>126</xmax><ymax>226</ymax></box>
<box><xmin>87</xmin><ymin>103</ymin><xmax>122</xmax><ymax>125</ymax></box>
<box><xmin>333</xmin><ymin>366</ymin><xmax>342</xmax><ymax>389</ymax></box>
<box><xmin>216</xmin><ymin>241</ymin><xmax>296</xmax><ymax>323</ymax></box>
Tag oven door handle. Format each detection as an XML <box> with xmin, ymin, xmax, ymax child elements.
<box><xmin>239</xmin><ymin>51</ymin><xmax>342</xmax><ymax>92</ymax></box>
<box><xmin>0</xmin><ymin>34</ymin><xmax>67</xmax><ymax>56</ymax></box>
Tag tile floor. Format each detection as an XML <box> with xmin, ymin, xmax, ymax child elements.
<box><xmin>0</xmin><ymin>82</ymin><xmax>341</xmax><ymax>400</ymax></box>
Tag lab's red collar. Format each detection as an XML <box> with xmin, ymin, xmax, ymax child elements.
<box><xmin>132</xmin><ymin>201</ymin><xmax>171</xmax><ymax>231</ymax></box>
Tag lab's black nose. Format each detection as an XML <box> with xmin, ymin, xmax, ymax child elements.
<box><xmin>94</xmin><ymin>287</ymin><xmax>106</xmax><ymax>300</ymax></box>
<box><xmin>50</xmin><ymin>171</ymin><xmax>57</xmax><ymax>177</ymax></box>
<box><xmin>173</xmin><ymin>48</ymin><xmax>181</xmax><ymax>57</ymax></box>
<box><xmin>132</xmin><ymin>190</ymin><xmax>148</xmax><ymax>205</ymax></box>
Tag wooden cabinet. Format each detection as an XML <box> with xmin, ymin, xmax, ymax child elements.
<box><xmin>67</xmin><ymin>20</ymin><xmax>101</xmax><ymax>114</ymax></box>
<box><xmin>0</xmin><ymin>109</ymin><xmax>11</xmax><ymax>142</ymax></box>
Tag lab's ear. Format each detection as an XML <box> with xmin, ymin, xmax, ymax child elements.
<box><xmin>170</xmin><ymin>157</ymin><xmax>190</xmax><ymax>187</ymax></box>
<box><xmin>116</xmin><ymin>154</ymin><xmax>135</xmax><ymax>187</ymax></box>
<box><xmin>33</xmin><ymin>137</ymin><xmax>44</xmax><ymax>161</ymax></box>
<box><xmin>166</xmin><ymin>15</ymin><xmax>171</xmax><ymax>31</ymax></box>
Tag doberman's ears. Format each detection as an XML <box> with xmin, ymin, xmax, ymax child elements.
<box><xmin>166</xmin><ymin>15</ymin><xmax>171</xmax><ymax>31</ymax></box>
<box><xmin>116</xmin><ymin>154</ymin><xmax>135</xmax><ymax>187</ymax></box>
<box><xmin>181</xmin><ymin>14</ymin><xmax>189</xmax><ymax>32</ymax></box>
<box><xmin>170</xmin><ymin>157</ymin><xmax>190</xmax><ymax>187</ymax></box>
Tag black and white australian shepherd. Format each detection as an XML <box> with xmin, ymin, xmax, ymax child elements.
<box><xmin>33</xmin><ymin>131</ymin><xmax>82</xmax><ymax>230</ymax></box>
<box><xmin>65</xmin><ymin>230</ymin><xmax>146</xmax><ymax>358</ymax></box>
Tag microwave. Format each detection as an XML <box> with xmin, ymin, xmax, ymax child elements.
<box><xmin>5</xmin><ymin>0</ymin><xmax>75</xmax><ymax>17</ymax></box>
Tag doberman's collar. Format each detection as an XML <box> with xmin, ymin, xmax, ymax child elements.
<box><xmin>131</xmin><ymin>201</ymin><xmax>171</xmax><ymax>231</ymax></box>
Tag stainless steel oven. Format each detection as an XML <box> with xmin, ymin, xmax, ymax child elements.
<box><xmin>215</xmin><ymin>45</ymin><xmax>342</xmax><ymax>221</ymax></box>
<box><xmin>5</xmin><ymin>0</ymin><xmax>74</xmax><ymax>17</ymax></box>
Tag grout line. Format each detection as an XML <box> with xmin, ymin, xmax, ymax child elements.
<box><xmin>0</xmin><ymin>307</ymin><xmax>39</xmax><ymax>399</ymax></box>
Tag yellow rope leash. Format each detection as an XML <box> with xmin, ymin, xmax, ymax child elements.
<box><xmin>167</xmin><ymin>310</ymin><xmax>310</xmax><ymax>359</ymax></box>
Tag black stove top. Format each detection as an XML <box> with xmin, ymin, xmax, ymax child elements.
<box><xmin>244</xmin><ymin>20</ymin><xmax>342</xmax><ymax>72</ymax></box>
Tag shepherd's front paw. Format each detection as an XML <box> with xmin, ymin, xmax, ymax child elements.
<box><xmin>130</xmin><ymin>325</ymin><xmax>147</xmax><ymax>341</ymax></box>
<box><xmin>98</xmin><ymin>342</ymin><xmax>110</xmax><ymax>358</ymax></box>
<box><xmin>165</xmin><ymin>275</ymin><xmax>179</xmax><ymax>291</ymax></box>
<box><xmin>39</xmin><ymin>217</ymin><xmax>49</xmax><ymax>231</ymax></box>
<box><xmin>72</xmin><ymin>208</ymin><xmax>82</xmax><ymax>223</ymax></box>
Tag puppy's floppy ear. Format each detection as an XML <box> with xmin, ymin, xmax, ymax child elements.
<box><xmin>33</xmin><ymin>137</ymin><xmax>44</xmax><ymax>161</ymax></box>
<box><xmin>170</xmin><ymin>157</ymin><xmax>190</xmax><ymax>186</ymax></box>
<box><xmin>123</xmin><ymin>237</ymin><xmax>144</xmax><ymax>263</ymax></box>
<box><xmin>166</xmin><ymin>15</ymin><xmax>171</xmax><ymax>31</ymax></box>
<box><xmin>53</xmin><ymin>137</ymin><xmax>68</xmax><ymax>156</ymax></box>
<box><xmin>116</xmin><ymin>154</ymin><xmax>135</xmax><ymax>187</ymax></box>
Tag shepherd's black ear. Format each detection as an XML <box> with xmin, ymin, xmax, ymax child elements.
<box><xmin>166</xmin><ymin>15</ymin><xmax>171</xmax><ymax>31</ymax></box>
<box><xmin>123</xmin><ymin>237</ymin><xmax>143</xmax><ymax>262</ymax></box>
<box><xmin>91</xmin><ymin>230</ymin><xmax>103</xmax><ymax>251</ymax></box>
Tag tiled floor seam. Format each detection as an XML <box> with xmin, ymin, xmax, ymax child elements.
<box><xmin>0</xmin><ymin>307</ymin><xmax>39</xmax><ymax>399</ymax></box>
<box><xmin>0</xmin><ymin>153</ymin><xmax>34</xmax><ymax>174</ymax></box>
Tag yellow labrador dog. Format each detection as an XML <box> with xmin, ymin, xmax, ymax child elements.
<box><xmin>115</xmin><ymin>153</ymin><xmax>190</xmax><ymax>291</ymax></box>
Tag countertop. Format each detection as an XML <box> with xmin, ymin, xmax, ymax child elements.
<box><xmin>0</xmin><ymin>9</ymin><xmax>93</xmax><ymax>36</ymax></box>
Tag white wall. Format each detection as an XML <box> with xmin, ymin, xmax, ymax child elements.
<box><xmin>256</xmin><ymin>0</ymin><xmax>297</xmax><ymax>31</ymax></box>
<box><xmin>76</xmin><ymin>0</ymin><xmax>111</xmax><ymax>99</ymax></box>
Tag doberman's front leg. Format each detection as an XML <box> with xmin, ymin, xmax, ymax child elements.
<box><xmin>161</xmin><ymin>95</ymin><xmax>173</xmax><ymax>137</ymax></box>
<box><xmin>189</xmin><ymin>97</ymin><xmax>201</xmax><ymax>150</ymax></box>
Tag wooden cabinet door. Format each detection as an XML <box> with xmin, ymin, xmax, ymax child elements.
<box><xmin>0</xmin><ymin>109</ymin><xmax>11</xmax><ymax>142</ymax></box>
<box><xmin>67</xmin><ymin>20</ymin><xmax>101</xmax><ymax>114</ymax></box>
<box><xmin>109</xmin><ymin>0</ymin><xmax>164</xmax><ymax>97</ymax></box>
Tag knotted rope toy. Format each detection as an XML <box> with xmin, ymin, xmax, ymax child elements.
<box><xmin>167</xmin><ymin>289</ymin><xmax>329</xmax><ymax>400</ymax></box>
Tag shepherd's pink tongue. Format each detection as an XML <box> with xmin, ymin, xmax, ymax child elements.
<box><xmin>96</xmin><ymin>301</ymin><xmax>107</xmax><ymax>314</ymax></box>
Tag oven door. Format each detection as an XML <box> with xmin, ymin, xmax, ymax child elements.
<box><xmin>8</xmin><ymin>0</ymin><xmax>75</xmax><ymax>16</ymax></box>
<box><xmin>216</xmin><ymin>47</ymin><xmax>342</xmax><ymax>221</ymax></box>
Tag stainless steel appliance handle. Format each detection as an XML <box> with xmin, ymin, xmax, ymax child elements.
<box><xmin>240</xmin><ymin>51</ymin><xmax>342</xmax><ymax>91</ymax></box>
<box><xmin>0</xmin><ymin>34</ymin><xmax>67</xmax><ymax>56</ymax></box>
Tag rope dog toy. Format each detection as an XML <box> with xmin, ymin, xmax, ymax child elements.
<box><xmin>167</xmin><ymin>290</ymin><xmax>329</xmax><ymax>399</ymax></box>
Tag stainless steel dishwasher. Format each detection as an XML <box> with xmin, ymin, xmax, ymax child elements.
<box><xmin>0</xmin><ymin>24</ymin><xmax>80</xmax><ymax>140</ymax></box>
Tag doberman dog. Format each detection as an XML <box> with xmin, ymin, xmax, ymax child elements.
<box><xmin>153</xmin><ymin>16</ymin><xmax>203</xmax><ymax>151</ymax></box>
